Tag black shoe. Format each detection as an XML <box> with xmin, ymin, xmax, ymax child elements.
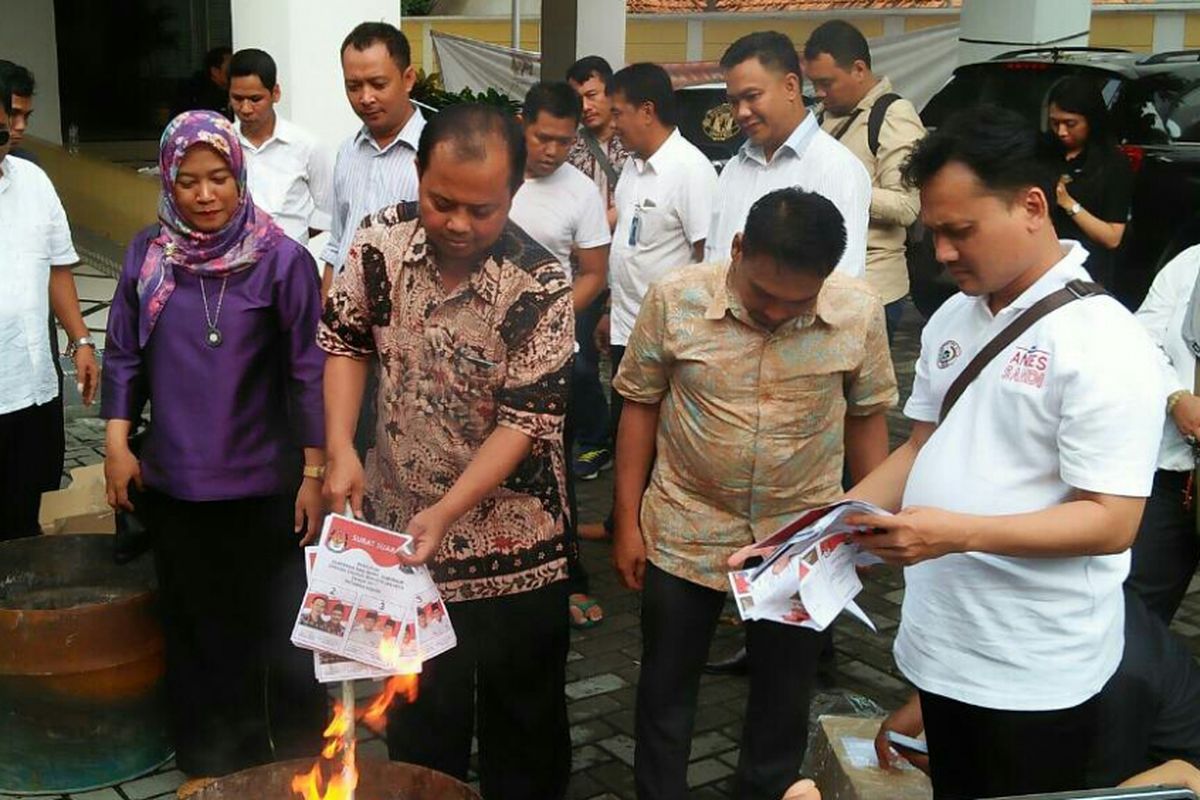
<box><xmin>704</xmin><ymin>647</ymin><xmax>748</xmax><ymax>676</ymax></box>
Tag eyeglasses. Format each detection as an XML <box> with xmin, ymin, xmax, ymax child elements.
<box><xmin>0</xmin><ymin>130</ymin><xmax>9</xmax><ymax>147</ymax></box>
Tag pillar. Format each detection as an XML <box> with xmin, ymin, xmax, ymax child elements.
<box><xmin>959</xmin><ymin>0</ymin><xmax>1091</xmax><ymax>65</ymax></box>
<box><xmin>230</xmin><ymin>0</ymin><xmax>400</xmax><ymax>151</ymax></box>
<box><xmin>542</xmin><ymin>0</ymin><xmax>627</xmax><ymax>83</ymax></box>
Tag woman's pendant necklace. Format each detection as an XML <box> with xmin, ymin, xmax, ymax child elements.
<box><xmin>199</xmin><ymin>276</ymin><xmax>229</xmax><ymax>348</ymax></box>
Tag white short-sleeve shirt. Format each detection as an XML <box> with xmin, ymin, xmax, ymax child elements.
<box><xmin>237</xmin><ymin>116</ymin><xmax>333</xmax><ymax>245</ymax></box>
<box><xmin>0</xmin><ymin>156</ymin><xmax>79</xmax><ymax>414</ymax></box>
<box><xmin>704</xmin><ymin>113</ymin><xmax>871</xmax><ymax>279</ymax></box>
<box><xmin>509</xmin><ymin>162</ymin><xmax>611</xmax><ymax>281</ymax></box>
<box><xmin>609</xmin><ymin>128</ymin><xmax>717</xmax><ymax>347</ymax></box>
<box><xmin>895</xmin><ymin>241</ymin><xmax>1164</xmax><ymax>712</ymax></box>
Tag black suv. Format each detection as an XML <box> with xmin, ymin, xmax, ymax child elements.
<box><xmin>915</xmin><ymin>47</ymin><xmax>1200</xmax><ymax>314</ymax></box>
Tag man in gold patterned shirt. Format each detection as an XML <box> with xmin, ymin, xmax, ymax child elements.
<box><xmin>320</xmin><ymin>104</ymin><xmax>574</xmax><ymax>800</ymax></box>
<box><xmin>612</xmin><ymin>188</ymin><xmax>897</xmax><ymax>800</ymax></box>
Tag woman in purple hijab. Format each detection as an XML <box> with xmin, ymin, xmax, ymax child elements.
<box><xmin>101</xmin><ymin>111</ymin><xmax>327</xmax><ymax>786</ymax></box>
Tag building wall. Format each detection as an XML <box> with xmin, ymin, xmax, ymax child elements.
<box><xmin>1185</xmin><ymin>13</ymin><xmax>1200</xmax><ymax>48</ymax></box>
<box><xmin>699</xmin><ymin>16</ymin><xmax>884</xmax><ymax>61</ymax></box>
<box><xmin>627</xmin><ymin>19</ymin><xmax>688</xmax><ymax>63</ymax></box>
<box><xmin>0</xmin><ymin>0</ymin><xmax>63</xmax><ymax>143</ymax></box>
<box><xmin>1091</xmin><ymin>12</ymin><xmax>1157</xmax><ymax>51</ymax></box>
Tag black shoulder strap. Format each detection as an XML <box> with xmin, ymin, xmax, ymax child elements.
<box><xmin>829</xmin><ymin>107</ymin><xmax>864</xmax><ymax>142</ymax></box>
<box><xmin>938</xmin><ymin>280</ymin><xmax>1105</xmax><ymax>424</ymax></box>
<box><xmin>867</xmin><ymin>93</ymin><xmax>901</xmax><ymax>157</ymax></box>
<box><xmin>582</xmin><ymin>128</ymin><xmax>620</xmax><ymax>188</ymax></box>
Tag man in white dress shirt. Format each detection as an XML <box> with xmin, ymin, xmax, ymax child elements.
<box><xmin>320</xmin><ymin>22</ymin><xmax>426</xmax><ymax>298</ymax></box>
<box><xmin>706</xmin><ymin>31</ymin><xmax>870</xmax><ymax>278</ymax></box>
<box><xmin>228</xmin><ymin>49</ymin><xmax>333</xmax><ymax>248</ymax></box>
<box><xmin>0</xmin><ymin>83</ymin><xmax>97</xmax><ymax>540</ymax></box>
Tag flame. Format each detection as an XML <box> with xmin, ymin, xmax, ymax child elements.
<box><xmin>362</xmin><ymin>674</ymin><xmax>419</xmax><ymax>734</ymax></box>
<box><xmin>290</xmin><ymin>741</ymin><xmax>358</xmax><ymax>800</ymax></box>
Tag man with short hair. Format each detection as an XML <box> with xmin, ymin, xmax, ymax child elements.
<box><xmin>706</xmin><ymin>31</ymin><xmax>871</xmax><ymax>278</ymax></box>
<box><xmin>320</xmin><ymin>21</ymin><xmax>426</xmax><ymax>297</ymax></box>
<box><xmin>176</xmin><ymin>46</ymin><xmax>233</xmax><ymax>118</ymax></box>
<box><xmin>228</xmin><ymin>48</ymin><xmax>333</xmax><ymax>248</ymax></box>
<box><xmin>566</xmin><ymin>55</ymin><xmax>629</xmax><ymax>483</ymax></box>
<box><xmin>511</xmin><ymin>81</ymin><xmax>612</xmax><ymax>629</ymax></box>
<box><xmin>843</xmin><ymin>106</ymin><xmax>1165</xmax><ymax>798</ymax></box>
<box><xmin>613</xmin><ymin>188</ymin><xmax>896</xmax><ymax>800</ymax></box>
<box><xmin>0</xmin><ymin>60</ymin><xmax>37</xmax><ymax>163</ymax></box>
<box><xmin>805</xmin><ymin>20</ymin><xmax>926</xmax><ymax>339</ymax></box>
<box><xmin>321</xmin><ymin>103</ymin><xmax>573</xmax><ymax>799</ymax></box>
<box><xmin>0</xmin><ymin>78</ymin><xmax>99</xmax><ymax>540</ymax></box>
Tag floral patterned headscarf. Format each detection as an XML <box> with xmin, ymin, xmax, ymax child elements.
<box><xmin>136</xmin><ymin>110</ymin><xmax>283</xmax><ymax>346</ymax></box>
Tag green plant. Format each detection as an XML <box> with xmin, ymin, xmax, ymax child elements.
<box><xmin>411</xmin><ymin>70</ymin><xmax>521</xmax><ymax>115</ymax></box>
<box><xmin>402</xmin><ymin>0</ymin><xmax>435</xmax><ymax>16</ymax></box>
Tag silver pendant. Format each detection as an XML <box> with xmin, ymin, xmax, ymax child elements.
<box><xmin>206</xmin><ymin>326</ymin><xmax>223</xmax><ymax>347</ymax></box>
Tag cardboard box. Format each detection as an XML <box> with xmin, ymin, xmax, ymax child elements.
<box><xmin>39</xmin><ymin>463</ymin><xmax>115</xmax><ymax>535</ymax></box>
<box><xmin>809</xmin><ymin>715</ymin><xmax>932</xmax><ymax>800</ymax></box>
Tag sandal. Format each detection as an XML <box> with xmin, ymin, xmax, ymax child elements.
<box><xmin>569</xmin><ymin>593</ymin><xmax>605</xmax><ymax>629</ymax></box>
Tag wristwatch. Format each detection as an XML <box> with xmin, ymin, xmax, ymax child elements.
<box><xmin>65</xmin><ymin>335</ymin><xmax>96</xmax><ymax>358</ymax></box>
<box><xmin>303</xmin><ymin>464</ymin><xmax>326</xmax><ymax>480</ymax></box>
<box><xmin>1167</xmin><ymin>389</ymin><xmax>1191</xmax><ymax>415</ymax></box>
<box><xmin>1066</xmin><ymin>202</ymin><xmax>1082</xmax><ymax>217</ymax></box>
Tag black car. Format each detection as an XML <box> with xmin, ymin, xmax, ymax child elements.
<box><xmin>914</xmin><ymin>47</ymin><xmax>1200</xmax><ymax>315</ymax></box>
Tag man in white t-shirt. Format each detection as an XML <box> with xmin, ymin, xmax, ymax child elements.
<box><xmin>841</xmin><ymin>106</ymin><xmax>1165</xmax><ymax>798</ymax></box>
<box><xmin>706</xmin><ymin>31</ymin><xmax>870</xmax><ymax>278</ymax></box>
<box><xmin>228</xmin><ymin>48</ymin><xmax>333</xmax><ymax>247</ymax></box>
<box><xmin>510</xmin><ymin>81</ymin><xmax>612</xmax><ymax>630</ymax></box>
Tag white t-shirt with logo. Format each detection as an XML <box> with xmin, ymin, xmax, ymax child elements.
<box><xmin>894</xmin><ymin>241</ymin><xmax>1164</xmax><ymax>712</ymax></box>
<box><xmin>509</xmin><ymin>162</ymin><xmax>611</xmax><ymax>282</ymax></box>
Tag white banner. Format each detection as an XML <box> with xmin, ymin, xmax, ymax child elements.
<box><xmin>431</xmin><ymin>30</ymin><xmax>540</xmax><ymax>99</ymax></box>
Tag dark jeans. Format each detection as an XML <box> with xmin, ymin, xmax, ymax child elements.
<box><xmin>884</xmin><ymin>298</ymin><xmax>905</xmax><ymax>344</ymax></box>
<box><xmin>564</xmin><ymin>389</ymin><xmax>589</xmax><ymax>595</ymax></box>
<box><xmin>143</xmin><ymin>489</ymin><xmax>328</xmax><ymax>777</ymax></box>
<box><xmin>635</xmin><ymin>563</ymin><xmax>827</xmax><ymax>800</ymax></box>
<box><xmin>920</xmin><ymin>687</ymin><xmax>1101</xmax><ymax>800</ymax></box>
<box><xmin>0</xmin><ymin>398</ymin><xmax>65</xmax><ymax>541</ymax></box>
<box><xmin>1128</xmin><ymin>469</ymin><xmax>1200</xmax><ymax>624</ymax></box>
<box><xmin>572</xmin><ymin>292</ymin><xmax>611</xmax><ymax>451</ymax></box>
<box><xmin>600</xmin><ymin>344</ymin><xmax>628</xmax><ymax>536</ymax></box>
<box><xmin>387</xmin><ymin>581</ymin><xmax>571</xmax><ymax>800</ymax></box>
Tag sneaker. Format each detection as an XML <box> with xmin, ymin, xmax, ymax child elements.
<box><xmin>573</xmin><ymin>447</ymin><xmax>613</xmax><ymax>480</ymax></box>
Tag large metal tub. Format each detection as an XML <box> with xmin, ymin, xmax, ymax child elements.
<box><xmin>0</xmin><ymin>534</ymin><xmax>171</xmax><ymax>794</ymax></box>
<box><xmin>193</xmin><ymin>757</ymin><xmax>482</xmax><ymax>799</ymax></box>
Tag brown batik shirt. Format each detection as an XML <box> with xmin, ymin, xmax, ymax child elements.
<box><xmin>318</xmin><ymin>204</ymin><xmax>574</xmax><ymax>602</ymax></box>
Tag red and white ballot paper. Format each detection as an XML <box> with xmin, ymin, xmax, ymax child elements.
<box><xmin>292</xmin><ymin>513</ymin><xmax>457</xmax><ymax>683</ymax></box>
<box><xmin>727</xmin><ymin>500</ymin><xmax>891</xmax><ymax>632</ymax></box>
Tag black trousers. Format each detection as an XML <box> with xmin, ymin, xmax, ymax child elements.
<box><xmin>920</xmin><ymin>687</ymin><xmax>1101</xmax><ymax>799</ymax></box>
<box><xmin>564</xmin><ymin>380</ymin><xmax>589</xmax><ymax>595</ymax></box>
<box><xmin>1128</xmin><ymin>469</ymin><xmax>1200</xmax><ymax>624</ymax></box>
<box><xmin>600</xmin><ymin>344</ymin><xmax>628</xmax><ymax>536</ymax></box>
<box><xmin>0</xmin><ymin>398</ymin><xmax>64</xmax><ymax>541</ymax></box>
<box><xmin>387</xmin><ymin>581</ymin><xmax>571</xmax><ymax>800</ymax></box>
<box><xmin>143</xmin><ymin>489</ymin><xmax>328</xmax><ymax>777</ymax></box>
<box><xmin>635</xmin><ymin>563</ymin><xmax>827</xmax><ymax>800</ymax></box>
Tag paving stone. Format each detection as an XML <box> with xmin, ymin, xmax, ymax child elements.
<box><xmin>65</xmin><ymin>790</ymin><xmax>123</xmax><ymax>800</ymax></box>
<box><xmin>567</xmin><ymin>693</ymin><xmax>622</xmax><ymax>723</ymax></box>
<box><xmin>571</xmin><ymin>719</ymin><xmax>616</xmax><ymax>746</ymax></box>
<box><xmin>686</xmin><ymin>756</ymin><xmax>734</xmax><ymax>787</ymax></box>
<box><xmin>596</xmin><ymin>733</ymin><xmax>637</xmax><ymax>767</ymax></box>
<box><xmin>689</xmin><ymin>730</ymin><xmax>737</xmax><ymax>760</ymax></box>
<box><xmin>121</xmin><ymin>769</ymin><xmax>186</xmax><ymax>800</ymax></box>
<box><xmin>566</xmin><ymin>672</ymin><xmax>628</xmax><ymax>700</ymax></box>
<box><xmin>571</xmin><ymin>744</ymin><xmax>614</xmax><ymax>773</ymax></box>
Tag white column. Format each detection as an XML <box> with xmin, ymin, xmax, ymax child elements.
<box><xmin>959</xmin><ymin>0</ymin><xmax>1091</xmax><ymax>65</ymax></box>
<box><xmin>1153</xmin><ymin>12</ymin><xmax>1187</xmax><ymax>54</ymax></box>
<box><xmin>575</xmin><ymin>0</ymin><xmax>628</xmax><ymax>70</ymax></box>
<box><xmin>230</xmin><ymin>0</ymin><xmax>400</xmax><ymax>152</ymax></box>
<box><xmin>686</xmin><ymin>19</ymin><xmax>704</xmax><ymax>62</ymax></box>
<box><xmin>0</xmin><ymin>0</ymin><xmax>63</xmax><ymax>143</ymax></box>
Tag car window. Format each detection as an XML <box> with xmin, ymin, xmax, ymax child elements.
<box><xmin>1110</xmin><ymin>74</ymin><xmax>1184</xmax><ymax>144</ymax></box>
<box><xmin>1164</xmin><ymin>83</ymin><xmax>1200</xmax><ymax>143</ymax></box>
<box><xmin>922</xmin><ymin>64</ymin><xmax>1104</xmax><ymax>128</ymax></box>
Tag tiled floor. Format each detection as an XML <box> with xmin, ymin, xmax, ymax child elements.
<box><xmin>10</xmin><ymin>240</ymin><xmax>1200</xmax><ymax>800</ymax></box>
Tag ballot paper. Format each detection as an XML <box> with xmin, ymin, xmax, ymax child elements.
<box><xmin>305</xmin><ymin>547</ymin><xmax>394</xmax><ymax>684</ymax></box>
<box><xmin>292</xmin><ymin>514</ymin><xmax>456</xmax><ymax>677</ymax></box>
<box><xmin>728</xmin><ymin>500</ymin><xmax>890</xmax><ymax>631</ymax></box>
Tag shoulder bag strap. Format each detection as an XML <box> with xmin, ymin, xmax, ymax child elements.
<box><xmin>867</xmin><ymin>93</ymin><xmax>901</xmax><ymax>156</ymax></box>
<box><xmin>938</xmin><ymin>279</ymin><xmax>1105</xmax><ymax>424</ymax></box>
<box><xmin>829</xmin><ymin>107</ymin><xmax>864</xmax><ymax>142</ymax></box>
<box><xmin>582</xmin><ymin>129</ymin><xmax>620</xmax><ymax>188</ymax></box>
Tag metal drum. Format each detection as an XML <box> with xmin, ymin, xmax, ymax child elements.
<box><xmin>193</xmin><ymin>757</ymin><xmax>483</xmax><ymax>799</ymax></box>
<box><xmin>0</xmin><ymin>534</ymin><xmax>171</xmax><ymax>794</ymax></box>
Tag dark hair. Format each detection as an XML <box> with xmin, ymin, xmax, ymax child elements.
<box><xmin>0</xmin><ymin>74</ymin><xmax>11</xmax><ymax>117</ymax></box>
<box><xmin>364</xmin><ymin>610</ymin><xmax>378</xmax><ymax>621</ymax></box>
<box><xmin>523</xmin><ymin>81</ymin><xmax>582</xmax><ymax>125</ymax></box>
<box><xmin>417</xmin><ymin>103</ymin><xmax>526</xmax><ymax>195</ymax></box>
<box><xmin>0</xmin><ymin>60</ymin><xmax>34</xmax><ymax>97</ymax></box>
<box><xmin>720</xmin><ymin>31</ymin><xmax>802</xmax><ymax>77</ymax></box>
<box><xmin>341</xmin><ymin>21</ymin><xmax>411</xmax><ymax>71</ymax></box>
<box><xmin>566</xmin><ymin>55</ymin><xmax>615</xmax><ymax>93</ymax></box>
<box><xmin>204</xmin><ymin>46</ymin><xmax>232</xmax><ymax>74</ymax></box>
<box><xmin>229</xmin><ymin>48</ymin><xmax>278</xmax><ymax>90</ymax></box>
<box><xmin>803</xmin><ymin>20</ymin><xmax>872</xmax><ymax>69</ymax></box>
<box><xmin>741</xmin><ymin>188</ymin><xmax>846</xmax><ymax>278</ymax></box>
<box><xmin>1047</xmin><ymin>75</ymin><xmax>1113</xmax><ymax>148</ymax></box>
<box><xmin>611</xmin><ymin>62</ymin><xmax>677</xmax><ymax>127</ymax></box>
<box><xmin>902</xmin><ymin>104</ymin><xmax>1059</xmax><ymax>204</ymax></box>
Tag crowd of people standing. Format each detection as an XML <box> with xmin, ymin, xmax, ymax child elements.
<box><xmin>5</xmin><ymin>14</ymin><xmax>1200</xmax><ymax>800</ymax></box>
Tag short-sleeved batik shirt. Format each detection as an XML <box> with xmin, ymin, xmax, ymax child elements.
<box><xmin>612</xmin><ymin>261</ymin><xmax>898</xmax><ymax>590</ymax></box>
<box><xmin>318</xmin><ymin>204</ymin><xmax>574</xmax><ymax>601</ymax></box>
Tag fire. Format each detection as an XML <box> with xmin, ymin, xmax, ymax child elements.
<box><xmin>362</xmin><ymin>675</ymin><xmax>419</xmax><ymax>734</ymax></box>
<box><xmin>290</xmin><ymin>740</ymin><xmax>358</xmax><ymax>800</ymax></box>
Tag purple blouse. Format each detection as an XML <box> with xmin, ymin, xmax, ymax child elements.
<box><xmin>101</xmin><ymin>226</ymin><xmax>325</xmax><ymax>502</ymax></box>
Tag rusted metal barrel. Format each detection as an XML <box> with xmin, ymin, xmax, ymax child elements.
<box><xmin>193</xmin><ymin>757</ymin><xmax>483</xmax><ymax>799</ymax></box>
<box><xmin>0</xmin><ymin>534</ymin><xmax>171</xmax><ymax>794</ymax></box>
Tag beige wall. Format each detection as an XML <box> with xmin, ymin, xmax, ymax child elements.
<box><xmin>1090</xmin><ymin>12</ymin><xmax>1156</xmax><ymax>52</ymax></box>
<box><xmin>628</xmin><ymin>19</ymin><xmax>688</xmax><ymax>63</ymax></box>
<box><xmin>904</xmin><ymin>14</ymin><xmax>957</xmax><ymax>33</ymax></box>
<box><xmin>1185</xmin><ymin>13</ymin><xmax>1200</xmax><ymax>48</ymax></box>
<box><xmin>700</xmin><ymin>16</ymin><xmax>884</xmax><ymax>61</ymax></box>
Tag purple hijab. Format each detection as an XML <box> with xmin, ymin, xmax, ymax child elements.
<box><xmin>136</xmin><ymin>110</ymin><xmax>283</xmax><ymax>346</ymax></box>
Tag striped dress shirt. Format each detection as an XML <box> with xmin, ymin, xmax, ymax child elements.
<box><xmin>321</xmin><ymin>106</ymin><xmax>426</xmax><ymax>272</ymax></box>
<box><xmin>704</xmin><ymin>112</ymin><xmax>871</xmax><ymax>278</ymax></box>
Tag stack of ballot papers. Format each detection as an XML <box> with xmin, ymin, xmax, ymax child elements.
<box><xmin>291</xmin><ymin>513</ymin><xmax>456</xmax><ymax>682</ymax></box>
<box><xmin>727</xmin><ymin>500</ymin><xmax>892</xmax><ymax>631</ymax></box>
